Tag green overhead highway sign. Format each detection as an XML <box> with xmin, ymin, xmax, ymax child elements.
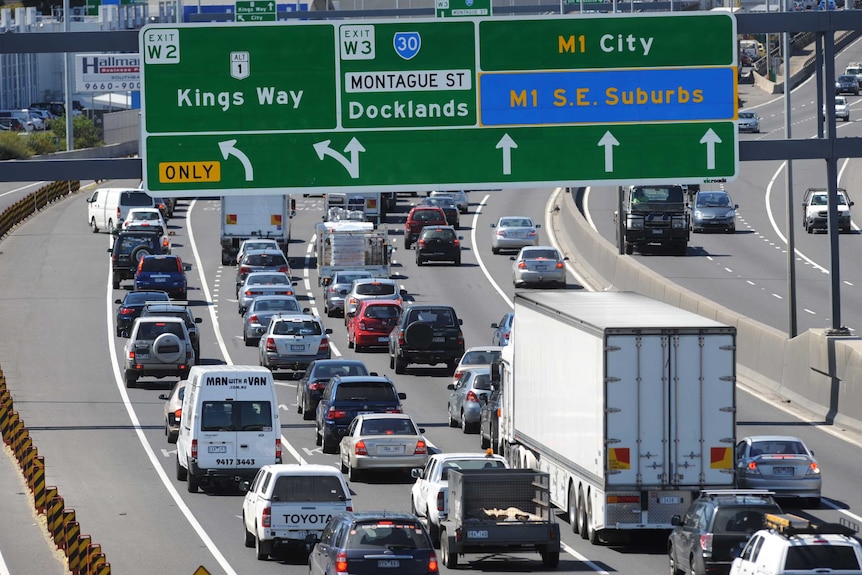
<box><xmin>140</xmin><ymin>14</ymin><xmax>738</xmax><ymax>196</ymax></box>
<box><xmin>235</xmin><ymin>0</ymin><xmax>276</xmax><ymax>22</ymax></box>
<box><xmin>436</xmin><ymin>0</ymin><xmax>491</xmax><ymax>18</ymax></box>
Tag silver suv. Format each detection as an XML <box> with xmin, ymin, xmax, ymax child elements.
<box><xmin>323</xmin><ymin>270</ymin><xmax>373</xmax><ymax>318</ymax></box>
<box><xmin>259</xmin><ymin>314</ymin><xmax>332</xmax><ymax>374</ymax></box>
<box><xmin>123</xmin><ymin>316</ymin><xmax>195</xmax><ymax>388</ymax></box>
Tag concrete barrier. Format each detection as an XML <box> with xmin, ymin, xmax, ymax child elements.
<box><xmin>553</xmin><ymin>188</ymin><xmax>862</xmax><ymax>432</ymax></box>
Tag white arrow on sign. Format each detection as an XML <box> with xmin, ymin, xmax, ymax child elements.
<box><xmin>495</xmin><ymin>133</ymin><xmax>517</xmax><ymax>175</ymax></box>
<box><xmin>598</xmin><ymin>131</ymin><xmax>619</xmax><ymax>173</ymax></box>
<box><xmin>313</xmin><ymin>137</ymin><xmax>365</xmax><ymax>179</ymax></box>
<box><xmin>699</xmin><ymin>128</ymin><xmax>722</xmax><ymax>170</ymax></box>
<box><xmin>218</xmin><ymin>139</ymin><xmax>254</xmax><ymax>181</ymax></box>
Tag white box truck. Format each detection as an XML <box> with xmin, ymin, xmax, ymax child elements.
<box><xmin>494</xmin><ymin>291</ymin><xmax>736</xmax><ymax>544</ymax></box>
<box><xmin>314</xmin><ymin>220</ymin><xmax>391</xmax><ymax>286</ymax></box>
<box><xmin>220</xmin><ymin>195</ymin><xmax>293</xmax><ymax>265</ymax></box>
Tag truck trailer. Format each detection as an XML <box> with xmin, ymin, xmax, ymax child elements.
<box><xmin>220</xmin><ymin>195</ymin><xmax>293</xmax><ymax>265</ymax></box>
<box><xmin>494</xmin><ymin>291</ymin><xmax>736</xmax><ymax>544</ymax></box>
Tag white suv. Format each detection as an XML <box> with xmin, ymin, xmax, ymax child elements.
<box><xmin>729</xmin><ymin>513</ymin><xmax>862</xmax><ymax>574</ymax></box>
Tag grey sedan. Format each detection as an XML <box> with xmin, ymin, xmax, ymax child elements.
<box><xmin>511</xmin><ymin>246</ymin><xmax>567</xmax><ymax>288</ymax></box>
<box><xmin>735</xmin><ymin>435</ymin><xmax>822</xmax><ymax>506</ymax></box>
<box><xmin>323</xmin><ymin>270</ymin><xmax>374</xmax><ymax>317</ymax></box>
<box><xmin>339</xmin><ymin>413</ymin><xmax>428</xmax><ymax>482</ymax></box>
<box><xmin>447</xmin><ymin>367</ymin><xmax>493</xmax><ymax>434</ymax></box>
<box><xmin>242</xmin><ymin>295</ymin><xmax>305</xmax><ymax>346</ymax></box>
<box><xmin>490</xmin><ymin>216</ymin><xmax>540</xmax><ymax>254</ymax></box>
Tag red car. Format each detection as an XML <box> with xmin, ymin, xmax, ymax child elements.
<box><xmin>404</xmin><ymin>206</ymin><xmax>447</xmax><ymax>249</ymax></box>
<box><xmin>347</xmin><ymin>299</ymin><xmax>402</xmax><ymax>352</ymax></box>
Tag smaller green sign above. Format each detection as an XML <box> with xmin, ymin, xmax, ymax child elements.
<box><xmin>436</xmin><ymin>0</ymin><xmax>491</xmax><ymax>18</ymax></box>
<box><xmin>235</xmin><ymin>0</ymin><xmax>276</xmax><ymax>22</ymax></box>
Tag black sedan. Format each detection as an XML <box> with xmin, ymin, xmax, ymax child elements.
<box><xmin>836</xmin><ymin>74</ymin><xmax>859</xmax><ymax>95</ymax></box>
<box><xmin>295</xmin><ymin>359</ymin><xmax>370</xmax><ymax>420</ymax></box>
<box><xmin>114</xmin><ymin>290</ymin><xmax>170</xmax><ymax>337</ymax></box>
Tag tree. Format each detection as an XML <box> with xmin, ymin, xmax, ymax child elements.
<box><xmin>47</xmin><ymin>114</ymin><xmax>103</xmax><ymax>150</ymax></box>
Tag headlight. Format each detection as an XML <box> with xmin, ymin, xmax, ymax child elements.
<box><xmin>627</xmin><ymin>217</ymin><xmax>644</xmax><ymax>229</ymax></box>
<box><xmin>693</xmin><ymin>210</ymin><xmax>704</xmax><ymax>219</ymax></box>
<box><xmin>672</xmin><ymin>218</ymin><xmax>688</xmax><ymax>229</ymax></box>
<box><xmin>725</xmin><ymin>210</ymin><xmax>736</xmax><ymax>218</ymax></box>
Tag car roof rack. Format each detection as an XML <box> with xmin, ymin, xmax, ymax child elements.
<box><xmin>765</xmin><ymin>514</ymin><xmax>859</xmax><ymax>537</ymax></box>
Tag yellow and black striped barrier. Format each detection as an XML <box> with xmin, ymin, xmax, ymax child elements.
<box><xmin>66</xmin><ymin>523</ymin><xmax>83</xmax><ymax>575</ymax></box>
<box><xmin>0</xmin><ymin>180</ymin><xmax>81</xmax><ymax>239</ymax></box>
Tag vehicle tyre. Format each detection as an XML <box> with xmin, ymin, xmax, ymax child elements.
<box><xmin>322</xmin><ymin>435</ymin><xmax>338</xmax><ymax>454</ymax></box>
<box><xmin>90</xmin><ymin>217</ymin><xmax>99</xmax><ymax>233</ymax></box>
<box><xmin>454</xmin><ymin>256</ymin><xmax>461</xmax><ymax>266</ymax></box>
<box><xmin>586</xmin><ymin>503</ymin><xmax>599</xmax><ymax>545</ymax></box>
<box><xmin>727</xmin><ymin>225</ymin><xmax>736</xmax><ymax>234</ymax></box>
<box><xmin>404</xmin><ymin>322</ymin><xmax>433</xmax><ymax>349</ymax></box>
<box><xmin>325</xmin><ymin>305</ymin><xmax>333</xmax><ymax>318</ymax></box>
<box><xmin>405</xmin><ymin>240</ymin><xmax>412</xmax><ymax>250</ymax></box>
<box><xmin>480</xmin><ymin>433</ymin><xmax>490</xmax><ymax>449</ymax></box>
<box><xmin>315</xmin><ymin>428</ymin><xmax>322</xmax><ymax>446</ymax></box>
<box><xmin>807</xmin><ymin>224</ymin><xmax>813</xmax><ymax>234</ymax></box>
<box><xmin>440</xmin><ymin>531</ymin><xmax>458</xmax><ymax>569</ymax></box>
<box><xmin>340</xmin><ymin>458</ymin><xmax>348</xmax><ymax>474</ymax></box>
<box><xmin>296</xmin><ymin>393</ymin><xmax>303</xmax><ymax>414</ymax></box>
<box><xmin>348</xmin><ymin>338</ymin><xmax>354</xmax><ymax>349</ymax></box>
<box><xmin>244</xmin><ymin>517</ymin><xmax>255</xmax><ymax>548</ymax></box>
<box><xmin>491</xmin><ymin>247</ymin><xmax>500</xmax><ymax>255</ymax></box>
<box><xmin>152</xmin><ymin>333</ymin><xmax>184</xmax><ymax>364</ymax></box>
<box><xmin>568</xmin><ymin>485</ymin><xmax>579</xmax><ymax>534</ymax></box>
<box><xmin>427</xmin><ymin>518</ymin><xmax>440</xmax><ymax>549</ymax></box>
<box><xmin>541</xmin><ymin>549</ymin><xmax>560</xmax><ymax>568</ymax></box>
<box><xmin>355</xmin><ymin>344</ymin><xmax>364</xmax><ymax>353</ymax></box>
<box><xmin>578</xmin><ymin>495</ymin><xmax>588</xmax><ymax>540</ymax></box>
<box><xmin>461</xmin><ymin>411</ymin><xmax>472</xmax><ymax>434</ymax></box>
<box><xmin>395</xmin><ymin>355</ymin><xmax>407</xmax><ymax>374</ymax></box>
<box><xmin>348</xmin><ymin>465</ymin><xmax>362</xmax><ymax>483</ymax></box>
<box><xmin>221</xmin><ymin>251</ymin><xmax>232</xmax><ymax>266</ymax></box>
<box><xmin>116</xmin><ymin>327</ymin><xmax>123</xmax><ymax>338</ymax></box>
<box><xmin>244</xmin><ymin>332</ymin><xmax>252</xmax><ymax>347</ymax></box>
<box><xmin>448</xmin><ymin>407</ymin><xmax>458</xmax><ymax>428</ymax></box>
<box><xmin>624</xmin><ymin>242</ymin><xmax>634</xmax><ymax>255</ymax></box>
<box><xmin>112</xmin><ymin>277</ymin><xmax>120</xmax><ymax>289</ymax></box>
<box><xmin>107</xmin><ymin>219</ymin><xmax>115</xmax><ymax>234</ymax></box>
<box><xmin>668</xmin><ymin>547</ymin><xmax>681</xmax><ymax>575</ymax></box>
<box><xmin>446</xmin><ymin>359</ymin><xmax>458</xmax><ymax>375</ymax></box>
<box><xmin>187</xmin><ymin>473</ymin><xmax>199</xmax><ymax>493</ymax></box>
<box><xmin>255</xmin><ymin>534</ymin><xmax>271</xmax><ymax>561</ymax></box>
<box><xmin>124</xmin><ymin>370</ymin><xmax>136</xmax><ymax>388</ymax></box>
<box><xmin>416</xmin><ymin>255</ymin><xmax>423</xmax><ymax>266</ymax></box>
<box><xmin>176</xmin><ymin>456</ymin><xmax>187</xmax><ymax>481</ymax></box>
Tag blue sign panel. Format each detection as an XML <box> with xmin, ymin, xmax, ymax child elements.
<box><xmin>478</xmin><ymin>67</ymin><xmax>736</xmax><ymax>126</ymax></box>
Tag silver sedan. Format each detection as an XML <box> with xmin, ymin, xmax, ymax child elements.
<box><xmin>339</xmin><ymin>413</ymin><xmax>428</xmax><ymax>482</ymax></box>
<box><xmin>735</xmin><ymin>435</ymin><xmax>822</xmax><ymax>506</ymax></box>
<box><xmin>242</xmin><ymin>295</ymin><xmax>305</xmax><ymax>346</ymax></box>
<box><xmin>511</xmin><ymin>246</ymin><xmax>567</xmax><ymax>288</ymax></box>
<box><xmin>237</xmin><ymin>271</ymin><xmax>295</xmax><ymax>314</ymax></box>
<box><xmin>490</xmin><ymin>216</ymin><xmax>540</xmax><ymax>254</ymax></box>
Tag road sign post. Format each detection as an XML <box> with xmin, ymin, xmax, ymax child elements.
<box><xmin>140</xmin><ymin>13</ymin><xmax>738</xmax><ymax>196</ymax></box>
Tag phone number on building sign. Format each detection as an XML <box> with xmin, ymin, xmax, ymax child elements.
<box><xmin>82</xmin><ymin>82</ymin><xmax>141</xmax><ymax>91</ymax></box>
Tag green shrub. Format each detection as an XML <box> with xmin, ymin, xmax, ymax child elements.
<box><xmin>47</xmin><ymin>115</ymin><xmax>103</xmax><ymax>150</ymax></box>
<box><xmin>26</xmin><ymin>132</ymin><xmax>60</xmax><ymax>155</ymax></box>
<box><xmin>0</xmin><ymin>132</ymin><xmax>33</xmax><ymax>160</ymax></box>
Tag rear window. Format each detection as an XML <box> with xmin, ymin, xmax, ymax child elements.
<box><xmin>472</xmin><ymin>374</ymin><xmax>492</xmax><ymax>391</ymax></box>
<box><xmin>141</xmin><ymin>257</ymin><xmax>180</xmax><ymax>272</ymax></box>
<box><xmin>272</xmin><ymin>320</ymin><xmax>321</xmax><ymax>336</ymax></box>
<box><xmin>119</xmin><ymin>234</ymin><xmax>157</xmax><ymax>251</ymax></box>
<box><xmin>422</xmin><ymin>228</ymin><xmax>456</xmax><ymax>240</ymax></box>
<box><xmin>125</xmin><ymin>292</ymin><xmax>169</xmax><ymax>305</ymax></box>
<box><xmin>135</xmin><ymin>321</ymin><xmax>185</xmax><ymax>340</ymax></box>
<box><xmin>121</xmin><ymin>192</ymin><xmax>154</xmax><ymax>207</ymax></box>
<box><xmin>334</xmin><ymin>382</ymin><xmax>397</xmax><ymax>402</ymax></box>
<box><xmin>355</xmin><ymin>283</ymin><xmax>396</xmax><ymax>296</ymax></box>
<box><xmin>347</xmin><ymin>522</ymin><xmax>430</xmax><ymax>550</ymax></box>
<box><xmin>363</xmin><ymin>305</ymin><xmax>400</xmax><ymax>319</ymax></box>
<box><xmin>461</xmin><ymin>350</ymin><xmax>502</xmax><ymax>365</ymax></box>
<box><xmin>248</xmin><ymin>274</ymin><xmax>289</xmax><ymax>285</ymax></box>
<box><xmin>336</xmin><ymin>273</ymin><xmax>372</xmax><ymax>284</ymax></box>
<box><xmin>312</xmin><ymin>363</ymin><xmax>369</xmax><ymax>378</ymax></box>
<box><xmin>200</xmin><ymin>401</ymin><xmax>273</xmax><ymax>432</ymax></box>
<box><xmin>271</xmin><ymin>475</ymin><xmax>347</xmax><ymax>503</ymax></box>
<box><xmin>143</xmin><ymin>310</ymin><xmax>192</xmax><ymax>327</ymax></box>
<box><xmin>253</xmin><ymin>299</ymin><xmax>300</xmax><ymax>313</ymax></box>
<box><xmin>712</xmin><ymin>508</ymin><xmax>778</xmax><ymax>533</ymax></box>
<box><xmin>246</xmin><ymin>253</ymin><xmax>287</xmax><ymax>267</ymax></box>
<box><xmin>413</xmin><ymin>209</ymin><xmax>443</xmax><ymax>221</ymax></box>
<box><xmin>784</xmin><ymin>544</ymin><xmax>861</xmax><ymax>570</ymax></box>
<box><xmin>360</xmin><ymin>418</ymin><xmax>417</xmax><ymax>435</ymax></box>
<box><xmin>521</xmin><ymin>249</ymin><xmax>559</xmax><ymax>260</ymax></box>
<box><xmin>129</xmin><ymin>211</ymin><xmax>160</xmax><ymax>221</ymax></box>
<box><xmin>440</xmin><ymin>459</ymin><xmax>507</xmax><ymax>480</ymax></box>
<box><xmin>408</xmin><ymin>307</ymin><xmax>456</xmax><ymax>326</ymax></box>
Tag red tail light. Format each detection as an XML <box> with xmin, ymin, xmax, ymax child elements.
<box><xmin>518</xmin><ymin>261</ymin><xmax>527</xmax><ymax>269</ymax></box>
<box><xmin>457</xmin><ymin>330</ymin><xmax>464</xmax><ymax>346</ymax></box>
<box><xmin>414</xmin><ymin>440</ymin><xmax>427</xmax><ymax>455</ymax></box>
<box><xmin>248</xmin><ymin>314</ymin><xmax>259</xmax><ymax>324</ymax></box>
<box><xmin>465</xmin><ymin>390</ymin><xmax>479</xmax><ymax>403</ymax></box>
<box><xmin>355</xmin><ymin>440</ymin><xmax>367</xmax><ymax>455</ymax></box>
<box><xmin>318</xmin><ymin>337</ymin><xmax>330</xmax><ymax>353</ymax></box>
<box><xmin>262</xmin><ymin>506</ymin><xmax>271</xmax><ymax>528</ymax></box>
<box><xmin>128</xmin><ymin>350</ymin><xmax>136</xmax><ymax>360</ymax></box>
<box><xmin>335</xmin><ymin>551</ymin><xmax>348</xmax><ymax>573</ymax></box>
<box><xmin>398</xmin><ymin>330</ymin><xmax>405</xmax><ymax>345</ymax></box>
<box><xmin>174</xmin><ymin>408</ymin><xmax>182</xmax><ymax>421</ymax></box>
<box><xmin>358</xmin><ymin>321</ymin><xmax>367</xmax><ymax>331</ymax></box>
<box><xmin>556</xmin><ymin>261</ymin><xmax>564</xmax><ymax>269</ymax></box>
<box><xmin>699</xmin><ymin>533</ymin><xmax>713</xmax><ymax>552</ymax></box>
<box><xmin>327</xmin><ymin>406</ymin><xmax>347</xmax><ymax>419</ymax></box>
<box><xmin>428</xmin><ymin>553</ymin><xmax>439</xmax><ymax>573</ymax></box>
<box><xmin>163</xmin><ymin>237</ymin><xmax>170</xmax><ymax>250</ymax></box>
<box><xmin>239</xmin><ymin>266</ymin><xmax>251</xmax><ymax>275</ymax></box>
<box><xmin>277</xmin><ymin>266</ymin><xmax>290</xmax><ymax>274</ymax></box>
<box><xmin>137</xmin><ymin>259</ymin><xmax>145</xmax><ymax>273</ymax></box>
<box><xmin>175</xmin><ymin>258</ymin><xmax>182</xmax><ymax>272</ymax></box>
<box><xmin>191</xmin><ymin>439</ymin><xmax>197</xmax><ymax>459</ymax></box>
<box><xmin>119</xmin><ymin>307</ymin><xmax>135</xmax><ymax>315</ymax></box>
<box><xmin>384</xmin><ymin>407</ymin><xmax>402</xmax><ymax>413</ymax></box>
<box><xmin>436</xmin><ymin>492</ymin><xmax>444</xmax><ymax>512</ymax></box>
<box><xmin>309</xmin><ymin>381</ymin><xmax>326</xmax><ymax>391</ymax></box>
<box><xmin>453</xmin><ymin>370</ymin><xmax>463</xmax><ymax>380</ymax></box>
<box><xmin>276</xmin><ymin>438</ymin><xmax>282</xmax><ymax>462</ymax></box>
<box><xmin>265</xmin><ymin>337</ymin><xmax>277</xmax><ymax>352</ymax></box>
<box><xmin>503</xmin><ymin>332</ymin><xmax>510</xmax><ymax>341</ymax></box>
<box><xmin>528</xmin><ymin>230</ymin><xmax>537</xmax><ymax>237</ymax></box>
<box><xmin>453</xmin><ymin>239</ymin><xmax>460</xmax><ymax>246</ymax></box>
<box><xmin>418</xmin><ymin>239</ymin><xmax>426</xmax><ymax>247</ymax></box>
<box><xmin>244</xmin><ymin>290</ymin><xmax>254</xmax><ymax>297</ymax></box>
<box><xmin>117</xmin><ymin>207</ymin><xmax>121</xmax><ymax>220</ymax></box>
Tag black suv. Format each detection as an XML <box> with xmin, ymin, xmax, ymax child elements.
<box><xmin>388</xmin><ymin>304</ymin><xmax>464</xmax><ymax>375</ymax></box>
<box><xmin>314</xmin><ymin>375</ymin><xmax>406</xmax><ymax>454</ymax></box>
<box><xmin>668</xmin><ymin>489</ymin><xmax>783</xmax><ymax>575</ymax></box>
<box><xmin>108</xmin><ymin>230</ymin><xmax>164</xmax><ymax>289</ymax></box>
<box><xmin>416</xmin><ymin>226</ymin><xmax>461</xmax><ymax>266</ymax></box>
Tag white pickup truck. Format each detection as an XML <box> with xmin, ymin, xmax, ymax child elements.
<box><xmin>802</xmin><ymin>187</ymin><xmax>854</xmax><ymax>233</ymax></box>
<box><xmin>409</xmin><ymin>451</ymin><xmax>507</xmax><ymax>547</ymax></box>
<box><xmin>241</xmin><ymin>464</ymin><xmax>353</xmax><ymax>560</ymax></box>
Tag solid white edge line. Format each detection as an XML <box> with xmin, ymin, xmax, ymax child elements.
<box><xmin>0</xmin><ymin>181</ymin><xmax>46</xmax><ymax>199</ymax></box>
<box><xmin>106</xmin><ymin>207</ymin><xmax>239</xmax><ymax>575</ymax></box>
<box><xmin>471</xmin><ymin>194</ymin><xmax>514</xmax><ymax>310</ymax></box>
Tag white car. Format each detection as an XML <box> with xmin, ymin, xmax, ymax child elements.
<box><xmin>429</xmin><ymin>190</ymin><xmax>469</xmax><ymax>214</ymax></box>
<box><xmin>122</xmin><ymin>207</ymin><xmax>171</xmax><ymax>253</ymax></box>
<box><xmin>490</xmin><ymin>216</ymin><xmax>540</xmax><ymax>254</ymax></box>
<box><xmin>409</xmin><ymin>452</ymin><xmax>508</xmax><ymax>547</ymax></box>
<box><xmin>823</xmin><ymin>96</ymin><xmax>850</xmax><ymax>122</ymax></box>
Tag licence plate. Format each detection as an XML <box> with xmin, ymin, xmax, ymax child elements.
<box><xmin>377</xmin><ymin>336</ymin><xmax>389</xmax><ymax>342</ymax></box>
<box><xmin>432</xmin><ymin>336</ymin><xmax>445</xmax><ymax>342</ymax></box>
<box><xmin>658</xmin><ymin>496</ymin><xmax>683</xmax><ymax>504</ymax></box>
<box><xmin>136</xmin><ymin>353</ymin><xmax>149</xmax><ymax>359</ymax></box>
<box><xmin>536</xmin><ymin>265</ymin><xmax>548</xmax><ymax>271</ymax></box>
<box><xmin>378</xmin><ymin>560</ymin><xmax>400</xmax><ymax>568</ymax></box>
<box><xmin>651</xmin><ymin>229</ymin><xmax>664</xmax><ymax>235</ymax></box>
<box><xmin>207</xmin><ymin>445</ymin><xmax>227</xmax><ymax>453</ymax></box>
<box><xmin>154</xmin><ymin>277</ymin><xmax>167</xmax><ymax>282</ymax></box>
<box><xmin>290</xmin><ymin>344</ymin><xmax>305</xmax><ymax>351</ymax></box>
<box><xmin>379</xmin><ymin>445</ymin><xmax>405</xmax><ymax>455</ymax></box>
<box><xmin>773</xmin><ymin>466</ymin><xmax>795</xmax><ymax>476</ymax></box>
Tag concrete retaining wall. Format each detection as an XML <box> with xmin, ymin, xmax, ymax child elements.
<box><xmin>553</xmin><ymin>188</ymin><xmax>862</xmax><ymax>431</ymax></box>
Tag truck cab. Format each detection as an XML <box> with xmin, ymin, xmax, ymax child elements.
<box><xmin>615</xmin><ymin>184</ymin><xmax>690</xmax><ymax>255</ymax></box>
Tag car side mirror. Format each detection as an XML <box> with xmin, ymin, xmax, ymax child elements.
<box><xmin>447</xmin><ymin>384</ymin><xmax>455</xmax><ymax>390</ymax></box>
<box><xmin>509</xmin><ymin>256</ymin><xmax>516</xmax><ymax>261</ymax></box>
<box><xmin>458</xmin><ymin>236</ymin><xmax>464</xmax><ymax>240</ymax></box>
<box><xmin>194</xmin><ymin>317</ymin><xmax>203</xmax><ymax>324</ymax></box>
<box><xmin>411</xmin><ymin>468</ymin><xmax>424</xmax><ymax>479</ymax></box>
<box><xmin>158</xmin><ymin>393</ymin><xmax>169</xmax><ymax>400</ymax></box>
<box><xmin>238</xmin><ymin>480</ymin><xmax>250</xmax><ymax>493</ymax></box>
<box><xmin>671</xmin><ymin>515</ymin><xmax>682</xmax><ymax>526</ymax></box>
<box><xmin>398</xmin><ymin>392</ymin><xmax>407</xmax><ymax>400</ymax></box>
<box><xmin>302</xmin><ymin>307</ymin><xmax>311</xmax><ymax>313</ymax></box>
<box><xmin>184</xmin><ymin>264</ymin><xmax>192</xmax><ymax>271</ymax></box>
<box><xmin>325</xmin><ymin>328</ymin><xmax>333</xmax><ymax>334</ymax></box>
<box><xmin>418</xmin><ymin>427</ymin><xmax>425</xmax><ymax>434</ymax></box>
<box><xmin>563</xmin><ymin>256</ymin><xmax>570</xmax><ymax>261</ymax></box>
<box><xmin>458</xmin><ymin>318</ymin><xmax>463</xmax><ymax>325</ymax></box>
<box><xmin>535</xmin><ymin>224</ymin><xmax>542</xmax><ymax>228</ymax></box>
<box><xmin>489</xmin><ymin>223</ymin><xmax>496</xmax><ymax>228</ymax></box>
<box><xmin>292</xmin><ymin>281</ymin><xmax>298</xmax><ymax>286</ymax></box>
<box><xmin>107</xmin><ymin>247</ymin><xmax>113</xmax><ymax>254</ymax></box>
<box><xmin>491</xmin><ymin>323</ymin><xmax>499</xmax><ymax>329</ymax></box>
<box><xmin>115</xmin><ymin>299</ymin><xmax>122</xmax><ymax>304</ymax></box>
<box><xmin>734</xmin><ymin>204</ymin><xmax>739</xmax><ymax>209</ymax></box>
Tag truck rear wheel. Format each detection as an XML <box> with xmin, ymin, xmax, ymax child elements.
<box><xmin>568</xmin><ymin>485</ymin><xmax>579</xmax><ymax>534</ymax></box>
<box><xmin>578</xmin><ymin>497</ymin><xmax>588</xmax><ymax>540</ymax></box>
<box><xmin>624</xmin><ymin>242</ymin><xmax>634</xmax><ymax>255</ymax></box>
<box><xmin>440</xmin><ymin>530</ymin><xmax>458</xmax><ymax>568</ymax></box>
<box><xmin>221</xmin><ymin>251</ymin><xmax>232</xmax><ymax>265</ymax></box>
<box><xmin>187</xmin><ymin>473</ymin><xmax>199</xmax><ymax>493</ymax></box>
<box><xmin>541</xmin><ymin>549</ymin><xmax>560</xmax><ymax>568</ymax></box>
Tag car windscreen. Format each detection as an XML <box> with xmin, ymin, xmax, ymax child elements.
<box><xmin>272</xmin><ymin>320</ymin><xmax>321</xmax><ymax>336</ymax></box>
<box><xmin>355</xmin><ymin>283</ymin><xmax>396</xmax><ymax>296</ymax></box>
<box><xmin>334</xmin><ymin>383</ymin><xmax>397</xmax><ymax>402</ymax></box>
<box><xmin>200</xmin><ymin>400</ymin><xmax>273</xmax><ymax>432</ymax></box>
<box><xmin>347</xmin><ymin>522</ymin><xmax>429</xmax><ymax>550</ymax></box>
<box><xmin>271</xmin><ymin>475</ymin><xmax>347</xmax><ymax>503</ymax></box>
<box><xmin>784</xmin><ymin>545</ymin><xmax>861</xmax><ymax>570</ymax></box>
<box><xmin>121</xmin><ymin>192</ymin><xmax>154</xmax><ymax>206</ymax></box>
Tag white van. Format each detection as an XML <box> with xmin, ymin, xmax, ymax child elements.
<box><xmin>176</xmin><ymin>365</ymin><xmax>282</xmax><ymax>493</ymax></box>
<box><xmin>86</xmin><ymin>187</ymin><xmax>155</xmax><ymax>233</ymax></box>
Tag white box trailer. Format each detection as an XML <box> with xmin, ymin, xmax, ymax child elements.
<box><xmin>496</xmin><ymin>291</ymin><xmax>736</xmax><ymax>544</ymax></box>
<box><xmin>220</xmin><ymin>195</ymin><xmax>293</xmax><ymax>265</ymax></box>
<box><xmin>314</xmin><ymin>220</ymin><xmax>391</xmax><ymax>286</ymax></box>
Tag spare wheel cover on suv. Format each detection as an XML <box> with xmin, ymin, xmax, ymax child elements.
<box><xmin>404</xmin><ymin>322</ymin><xmax>434</xmax><ymax>350</ymax></box>
<box><xmin>153</xmin><ymin>333</ymin><xmax>184</xmax><ymax>363</ymax></box>
<box><xmin>132</xmin><ymin>245</ymin><xmax>152</xmax><ymax>263</ymax></box>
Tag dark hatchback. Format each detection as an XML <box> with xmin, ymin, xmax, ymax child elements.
<box><xmin>668</xmin><ymin>490</ymin><xmax>783</xmax><ymax>575</ymax></box>
<box><xmin>389</xmin><ymin>304</ymin><xmax>465</xmax><ymax>375</ymax></box>
<box><xmin>114</xmin><ymin>290</ymin><xmax>170</xmax><ymax>337</ymax></box>
<box><xmin>314</xmin><ymin>375</ymin><xmax>406</xmax><ymax>454</ymax></box>
<box><xmin>296</xmin><ymin>359</ymin><xmax>370</xmax><ymax>421</ymax></box>
<box><xmin>308</xmin><ymin>512</ymin><xmax>438</xmax><ymax>575</ymax></box>
<box><xmin>415</xmin><ymin>226</ymin><xmax>461</xmax><ymax>266</ymax></box>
